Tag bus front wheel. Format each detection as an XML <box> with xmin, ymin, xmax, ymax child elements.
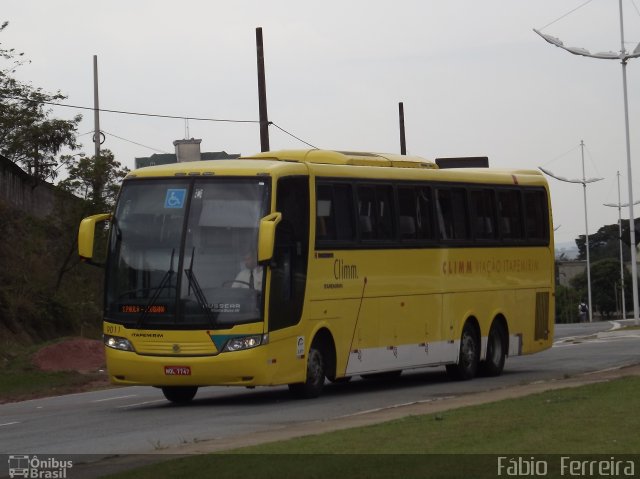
<box><xmin>289</xmin><ymin>346</ymin><xmax>326</xmax><ymax>399</ymax></box>
<box><xmin>446</xmin><ymin>322</ymin><xmax>479</xmax><ymax>380</ymax></box>
<box><xmin>161</xmin><ymin>386</ymin><xmax>198</xmax><ymax>403</ymax></box>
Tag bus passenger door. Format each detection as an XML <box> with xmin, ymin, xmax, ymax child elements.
<box><xmin>268</xmin><ymin>176</ymin><xmax>309</xmax><ymax>333</ymax></box>
<box><xmin>265</xmin><ymin>177</ymin><xmax>311</xmax><ymax>385</ymax></box>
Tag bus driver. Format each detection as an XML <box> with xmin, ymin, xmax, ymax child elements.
<box><xmin>232</xmin><ymin>251</ymin><xmax>262</xmax><ymax>290</ymax></box>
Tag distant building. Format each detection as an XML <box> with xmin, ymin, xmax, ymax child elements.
<box><xmin>556</xmin><ymin>259</ymin><xmax>636</xmax><ymax>287</ymax></box>
<box><xmin>135</xmin><ymin>138</ymin><xmax>240</xmax><ymax>169</ymax></box>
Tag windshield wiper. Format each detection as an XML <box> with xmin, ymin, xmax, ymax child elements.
<box><xmin>184</xmin><ymin>247</ymin><xmax>217</xmax><ymax>328</ymax></box>
<box><xmin>136</xmin><ymin>249</ymin><xmax>175</xmax><ymax>328</ymax></box>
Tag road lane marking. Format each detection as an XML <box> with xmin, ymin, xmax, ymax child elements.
<box><xmin>0</xmin><ymin>422</ymin><xmax>20</xmax><ymax>427</ymax></box>
<box><xmin>91</xmin><ymin>394</ymin><xmax>138</xmax><ymax>403</ymax></box>
<box><xmin>335</xmin><ymin>396</ymin><xmax>456</xmax><ymax>419</ymax></box>
<box><xmin>117</xmin><ymin>400</ymin><xmax>166</xmax><ymax>409</ymax></box>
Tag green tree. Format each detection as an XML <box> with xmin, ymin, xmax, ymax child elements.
<box><xmin>555</xmin><ymin>283</ymin><xmax>581</xmax><ymax>324</ymax></box>
<box><xmin>55</xmin><ymin>149</ymin><xmax>128</xmax><ymax>289</ymax></box>
<box><xmin>569</xmin><ymin>258</ymin><xmax>632</xmax><ymax>319</ymax></box>
<box><xmin>576</xmin><ymin>219</ymin><xmax>640</xmax><ymax>262</ymax></box>
<box><xmin>620</xmin><ymin>218</ymin><xmax>640</xmax><ymax>248</ymax></box>
<box><xmin>0</xmin><ymin>23</ymin><xmax>125</xmax><ymax>343</ymax></box>
<box><xmin>58</xmin><ymin>149</ymin><xmax>129</xmax><ymax>212</ymax></box>
<box><xmin>0</xmin><ymin>21</ymin><xmax>81</xmax><ymax>180</ymax></box>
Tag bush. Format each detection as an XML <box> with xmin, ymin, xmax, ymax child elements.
<box><xmin>0</xmin><ymin>201</ymin><xmax>103</xmax><ymax>344</ymax></box>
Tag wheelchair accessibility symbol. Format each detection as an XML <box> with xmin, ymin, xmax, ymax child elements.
<box><xmin>164</xmin><ymin>189</ymin><xmax>186</xmax><ymax>209</ymax></box>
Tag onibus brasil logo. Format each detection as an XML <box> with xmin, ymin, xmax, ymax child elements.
<box><xmin>7</xmin><ymin>455</ymin><xmax>73</xmax><ymax>478</ymax></box>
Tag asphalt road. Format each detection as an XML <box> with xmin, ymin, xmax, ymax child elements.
<box><xmin>1</xmin><ymin>321</ymin><xmax>639</xmax><ymax>457</ymax></box>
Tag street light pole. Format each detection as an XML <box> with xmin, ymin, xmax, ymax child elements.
<box><xmin>534</xmin><ymin>1</ymin><xmax>640</xmax><ymax>325</ymax></box>
<box><xmin>579</xmin><ymin>140</ymin><xmax>594</xmax><ymax>322</ymax></box>
<box><xmin>604</xmin><ymin>172</ymin><xmax>640</xmax><ymax>320</ymax></box>
<box><xmin>539</xmin><ymin>142</ymin><xmax>603</xmax><ymax>323</ymax></box>
<box><xmin>618</xmin><ymin>1</ymin><xmax>639</xmax><ymax>326</ymax></box>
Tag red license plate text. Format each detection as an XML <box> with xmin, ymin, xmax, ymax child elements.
<box><xmin>164</xmin><ymin>366</ymin><xmax>191</xmax><ymax>376</ymax></box>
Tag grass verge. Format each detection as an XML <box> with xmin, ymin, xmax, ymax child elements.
<box><xmin>107</xmin><ymin>376</ymin><xmax>640</xmax><ymax>478</ymax></box>
<box><xmin>0</xmin><ymin>340</ymin><xmax>104</xmax><ymax>403</ymax></box>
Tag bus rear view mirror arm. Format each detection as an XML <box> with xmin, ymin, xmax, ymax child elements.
<box><xmin>78</xmin><ymin>213</ymin><xmax>111</xmax><ymax>267</ymax></box>
<box><xmin>258</xmin><ymin>212</ymin><xmax>282</xmax><ymax>264</ymax></box>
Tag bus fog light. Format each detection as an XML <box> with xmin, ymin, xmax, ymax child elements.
<box><xmin>222</xmin><ymin>334</ymin><xmax>268</xmax><ymax>352</ymax></box>
<box><xmin>104</xmin><ymin>334</ymin><xmax>135</xmax><ymax>352</ymax></box>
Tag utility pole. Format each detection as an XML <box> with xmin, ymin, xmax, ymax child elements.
<box><xmin>93</xmin><ymin>55</ymin><xmax>101</xmax><ymax>161</ymax></box>
<box><xmin>398</xmin><ymin>102</ymin><xmax>406</xmax><ymax>155</ymax></box>
<box><xmin>256</xmin><ymin>27</ymin><xmax>270</xmax><ymax>152</ymax></box>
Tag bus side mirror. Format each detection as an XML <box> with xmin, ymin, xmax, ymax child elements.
<box><xmin>258</xmin><ymin>212</ymin><xmax>282</xmax><ymax>264</ymax></box>
<box><xmin>78</xmin><ymin>213</ymin><xmax>112</xmax><ymax>265</ymax></box>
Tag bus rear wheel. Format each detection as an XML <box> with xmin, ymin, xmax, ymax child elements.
<box><xmin>161</xmin><ymin>386</ymin><xmax>198</xmax><ymax>403</ymax></box>
<box><xmin>289</xmin><ymin>346</ymin><xmax>326</xmax><ymax>399</ymax></box>
<box><xmin>446</xmin><ymin>322</ymin><xmax>479</xmax><ymax>380</ymax></box>
<box><xmin>480</xmin><ymin>322</ymin><xmax>506</xmax><ymax>377</ymax></box>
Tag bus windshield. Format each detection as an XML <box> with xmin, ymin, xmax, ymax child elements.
<box><xmin>106</xmin><ymin>178</ymin><xmax>270</xmax><ymax>329</ymax></box>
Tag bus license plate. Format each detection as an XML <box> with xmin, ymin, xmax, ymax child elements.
<box><xmin>164</xmin><ymin>366</ymin><xmax>191</xmax><ymax>376</ymax></box>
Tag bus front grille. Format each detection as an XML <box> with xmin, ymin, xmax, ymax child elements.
<box><xmin>134</xmin><ymin>341</ymin><xmax>217</xmax><ymax>356</ymax></box>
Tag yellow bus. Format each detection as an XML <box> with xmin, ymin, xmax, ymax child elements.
<box><xmin>78</xmin><ymin>149</ymin><xmax>554</xmax><ymax>403</ymax></box>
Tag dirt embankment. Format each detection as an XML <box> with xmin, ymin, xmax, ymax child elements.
<box><xmin>32</xmin><ymin>338</ymin><xmax>105</xmax><ymax>372</ymax></box>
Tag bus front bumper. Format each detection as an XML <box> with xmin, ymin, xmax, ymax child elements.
<box><xmin>105</xmin><ymin>346</ymin><xmax>278</xmax><ymax>387</ymax></box>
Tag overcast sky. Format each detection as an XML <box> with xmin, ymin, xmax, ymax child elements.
<box><xmin>3</xmin><ymin>0</ymin><xmax>640</xmax><ymax>245</ymax></box>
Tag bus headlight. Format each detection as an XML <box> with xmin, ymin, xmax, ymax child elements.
<box><xmin>222</xmin><ymin>334</ymin><xmax>268</xmax><ymax>353</ymax></box>
<box><xmin>104</xmin><ymin>334</ymin><xmax>135</xmax><ymax>352</ymax></box>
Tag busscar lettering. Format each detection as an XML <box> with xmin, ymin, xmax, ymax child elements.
<box><xmin>211</xmin><ymin>303</ymin><xmax>241</xmax><ymax>313</ymax></box>
<box><xmin>334</xmin><ymin>259</ymin><xmax>358</xmax><ymax>280</ymax></box>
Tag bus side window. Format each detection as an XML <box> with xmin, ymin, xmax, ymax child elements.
<box><xmin>357</xmin><ymin>186</ymin><xmax>376</xmax><ymax>240</ymax></box>
<box><xmin>524</xmin><ymin>190</ymin><xmax>548</xmax><ymax>241</ymax></box>
<box><xmin>376</xmin><ymin>185</ymin><xmax>395</xmax><ymax>240</ymax></box>
<box><xmin>498</xmin><ymin>190</ymin><xmax>524</xmax><ymax>240</ymax></box>
<box><xmin>357</xmin><ymin>184</ymin><xmax>394</xmax><ymax>241</ymax></box>
<box><xmin>333</xmin><ymin>184</ymin><xmax>355</xmax><ymax>241</ymax></box>
<box><xmin>316</xmin><ymin>182</ymin><xmax>355</xmax><ymax>247</ymax></box>
<box><xmin>316</xmin><ymin>184</ymin><xmax>334</xmax><ymax>241</ymax></box>
<box><xmin>436</xmin><ymin>189</ymin><xmax>450</xmax><ymax>240</ymax></box>
<box><xmin>470</xmin><ymin>189</ymin><xmax>497</xmax><ymax>240</ymax></box>
<box><xmin>397</xmin><ymin>186</ymin><xmax>418</xmax><ymax>240</ymax></box>
<box><xmin>417</xmin><ymin>187</ymin><xmax>434</xmax><ymax>240</ymax></box>
<box><xmin>436</xmin><ymin>187</ymin><xmax>469</xmax><ymax>241</ymax></box>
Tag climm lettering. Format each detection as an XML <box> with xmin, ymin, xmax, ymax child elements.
<box><xmin>334</xmin><ymin>259</ymin><xmax>358</xmax><ymax>280</ymax></box>
<box><xmin>442</xmin><ymin>260</ymin><xmax>473</xmax><ymax>275</ymax></box>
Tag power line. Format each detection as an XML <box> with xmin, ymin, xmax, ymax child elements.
<box><xmin>538</xmin><ymin>0</ymin><xmax>594</xmax><ymax>31</ymax></box>
<box><xmin>2</xmin><ymin>93</ymin><xmax>320</xmax><ymax>149</ymax></box>
<box><xmin>271</xmin><ymin>122</ymin><xmax>318</xmax><ymax>149</ymax></box>
<box><xmin>583</xmin><ymin>143</ymin><xmax>603</xmax><ymax>180</ymax></box>
<box><xmin>101</xmin><ymin>130</ymin><xmax>171</xmax><ymax>154</ymax></box>
<box><xmin>541</xmin><ymin>144</ymin><xmax>580</xmax><ymax>168</ymax></box>
<box><xmin>0</xmin><ymin>93</ymin><xmax>259</xmax><ymax>124</ymax></box>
